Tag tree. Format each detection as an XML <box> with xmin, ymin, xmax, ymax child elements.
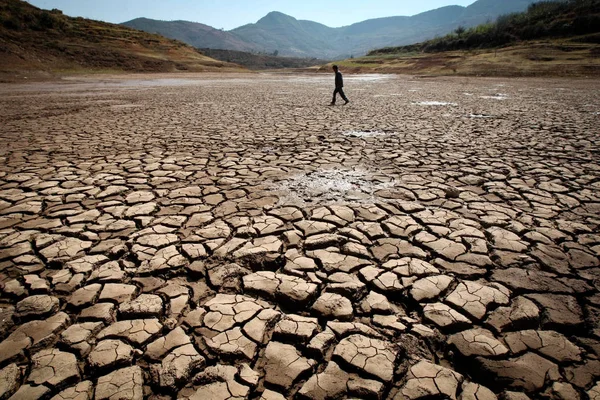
<box><xmin>455</xmin><ymin>25</ymin><xmax>466</xmax><ymax>36</ymax></box>
<box><xmin>273</xmin><ymin>50</ymin><xmax>279</xmax><ymax>56</ymax></box>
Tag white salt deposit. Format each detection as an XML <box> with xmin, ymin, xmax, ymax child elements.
<box><xmin>480</xmin><ymin>94</ymin><xmax>508</xmax><ymax>100</ymax></box>
<box><xmin>414</xmin><ymin>101</ymin><xmax>457</xmax><ymax>106</ymax></box>
<box><xmin>348</xmin><ymin>74</ymin><xmax>392</xmax><ymax>82</ymax></box>
<box><xmin>342</xmin><ymin>130</ymin><xmax>387</xmax><ymax>138</ymax></box>
<box><xmin>273</xmin><ymin>168</ymin><xmax>395</xmax><ymax>205</ymax></box>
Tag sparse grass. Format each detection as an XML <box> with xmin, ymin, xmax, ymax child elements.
<box><xmin>50</xmin><ymin>67</ymin><xmax>127</xmax><ymax>75</ymax></box>
<box><xmin>371</xmin><ymin>52</ymin><xmax>420</xmax><ymax>59</ymax></box>
<box><xmin>336</xmin><ymin>60</ymin><xmax>384</xmax><ymax>69</ymax></box>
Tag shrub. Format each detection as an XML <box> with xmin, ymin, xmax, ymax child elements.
<box><xmin>3</xmin><ymin>17</ymin><xmax>20</xmax><ymax>30</ymax></box>
<box><xmin>38</xmin><ymin>11</ymin><xmax>54</xmax><ymax>29</ymax></box>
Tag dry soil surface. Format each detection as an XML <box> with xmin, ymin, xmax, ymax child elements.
<box><xmin>0</xmin><ymin>72</ymin><xmax>599</xmax><ymax>400</ymax></box>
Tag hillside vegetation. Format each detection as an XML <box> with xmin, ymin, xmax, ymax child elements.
<box><xmin>199</xmin><ymin>48</ymin><xmax>328</xmax><ymax>70</ymax></box>
<box><xmin>0</xmin><ymin>0</ymin><xmax>243</xmax><ymax>80</ymax></box>
<box><xmin>370</xmin><ymin>0</ymin><xmax>600</xmax><ymax>55</ymax></box>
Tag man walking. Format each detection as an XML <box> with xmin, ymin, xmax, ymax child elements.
<box><xmin>330</xmin><ymin>65</ymin><xmax>349</xmax><ymax>106</ymax></box>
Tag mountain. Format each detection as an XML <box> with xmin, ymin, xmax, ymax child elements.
<box><xmin>122</xmin><ymin>0</ymin><xmax>540</xmax><ymax>59</ymax></box>
<box><xmin>194</xmin><ymin>12</ymin><xmax>334</xmax><ymax>69</ymax></box>
<box><xmin>345</xmin><ymin>0</ymin><xmax>600</xmax><ymax>77</ymax></box>
<box><xmin>370</xmin><ymin>0</ymin><xmax>600</xmax><ymax>54</ymax></box>
<box><xmin>124</xmin><ymin>17</ymin><xmax>261</xmax><ymax>53</ymax></box>
<box><xmin>330</xmin><ymin>6</ymin><xmax>469</xmax><ymax>57</ymax></box>
<box><xmin>231</xmin><ymin>12</ymin><xmax>338</xmax><ymax>57</ymax></box>
<box><xmin>462</xmin><ymin>0</ymin><xmax>539</xmax><ymax>18</ymax></box>
<box><xmin>457</xmin><ymin>0</ymin><xmax>540</xmax><ymax>26</ymax></box>
<box><xmin>0</xmin><ymin>0</ymin><xmax>242</xmax><ymax>79</ymax></box>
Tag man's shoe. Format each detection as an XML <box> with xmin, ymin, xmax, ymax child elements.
<box><xmin>344</xmin><ymin>100</ymin><xmax>350</xmax><ymax>105</ymax></box>
<box><xmin>329</xmin><ymin>102</ymin><xmax>335</xmax><ymax>106</ymax></box>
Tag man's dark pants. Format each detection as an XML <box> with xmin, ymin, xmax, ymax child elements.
<box><xmin>332</xmin><ymin>87</ymin><xmax>348</xmax><ymax>104</ymax></box>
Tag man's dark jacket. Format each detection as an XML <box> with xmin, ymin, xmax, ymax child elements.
<box><xmin>335</xmin><ymin>71</ymin><xmax>344</xmax><ymax>88</ymax></box>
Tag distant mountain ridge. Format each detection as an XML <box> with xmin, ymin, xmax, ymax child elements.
<box><xmin>122</xmin><ymin>0</ymin><xmax>538</xmax><ymax>58</ymax></box>
<box><xmin>123</xmin><ymin>18</ymin><xmax>261</xmax><ymax>53</ymax></box>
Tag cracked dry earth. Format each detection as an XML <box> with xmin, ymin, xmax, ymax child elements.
<box><xmin>0</xmin><ymin>72</ymin><xmax>599</xmax><ymax>400</ymax></box>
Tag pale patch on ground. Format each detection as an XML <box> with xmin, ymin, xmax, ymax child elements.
<box><xmin>414</xmin><ymin>101</ymin><xmax>458</xmax><ymax>106</ymax></box>
<box><xmin>480</xmin><ymin>93</ymin><xmax>509</xmax><ymax>100</ymax></box>
<box><xmin>342</xmin><ymin>130</ymin><xmax>387</xmax><ymax>138</ymax></box>
<box><xmin>273</xmin><ymin>168</ymin><xmax>395</xmax><ymax>205</ymax></box>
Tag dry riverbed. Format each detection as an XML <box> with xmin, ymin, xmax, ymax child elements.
<box><xmin>0</xmin><ymin>72</ymin><xmax>599</xmax><ymax>399</ymax></box>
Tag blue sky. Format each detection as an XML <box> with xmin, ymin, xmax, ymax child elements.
<box><xmin>25</xmin><ymin>0</ymin><xmax>476</xmax><ymax>30</ymax></box>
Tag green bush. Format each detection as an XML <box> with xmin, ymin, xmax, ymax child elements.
<box><xmin>3</xmin><ymin>16</ymin><xmax>20</xmax><ymax>30</ymax></box>
<box><xmin>39</xmin><ymin>11</ymin><xmax>54</xmax><ymax>28</ymax></box>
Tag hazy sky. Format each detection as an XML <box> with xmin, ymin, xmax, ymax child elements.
<box><xmin>25</xmin><ymin>0</ymin><xmax>477</xmax><ymax>30</ymax></box>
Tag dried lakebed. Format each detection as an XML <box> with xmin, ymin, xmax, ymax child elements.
<box><xmin>0</xmin><ymin>72</ymin><xmax>599</xmax><ymax>400</ymax></box>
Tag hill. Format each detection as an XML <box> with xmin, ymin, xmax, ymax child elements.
<box><xmin>124</xmin><ymin>17</ymin><xmax>261</xmax><ymax>53</ymax></box>
<box><xmin>229</xmin><ymin>12</ymin><xmax>338</xmax><ymax>58</ymax></box>
<box><xmin>199</xmin><ymin>48</ymin><xmax>328</xmax><ymax>70</ymax></box>
<box><xmin>0</xmin><ymin>0</ymin><xmax>243</xmax><ymax>80</ymax></box>
<box><xmin>327</xmin><ymin>40</ymin><xmax>599</xmax><ymax>77</ymax></box>
<box><xmin>370</xmin><ymin>0</ymin><xmax>600</xmax><ymax>54</ymax></box>
<box><xmin>122</xmin><ymin>0</ymin><xmax>539</xmax><ymax>59</ymax></box>
<box><xmin>328</xmin><ymin>0</ymin><xmax>600</xmax><ymax>77</ymax></box>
